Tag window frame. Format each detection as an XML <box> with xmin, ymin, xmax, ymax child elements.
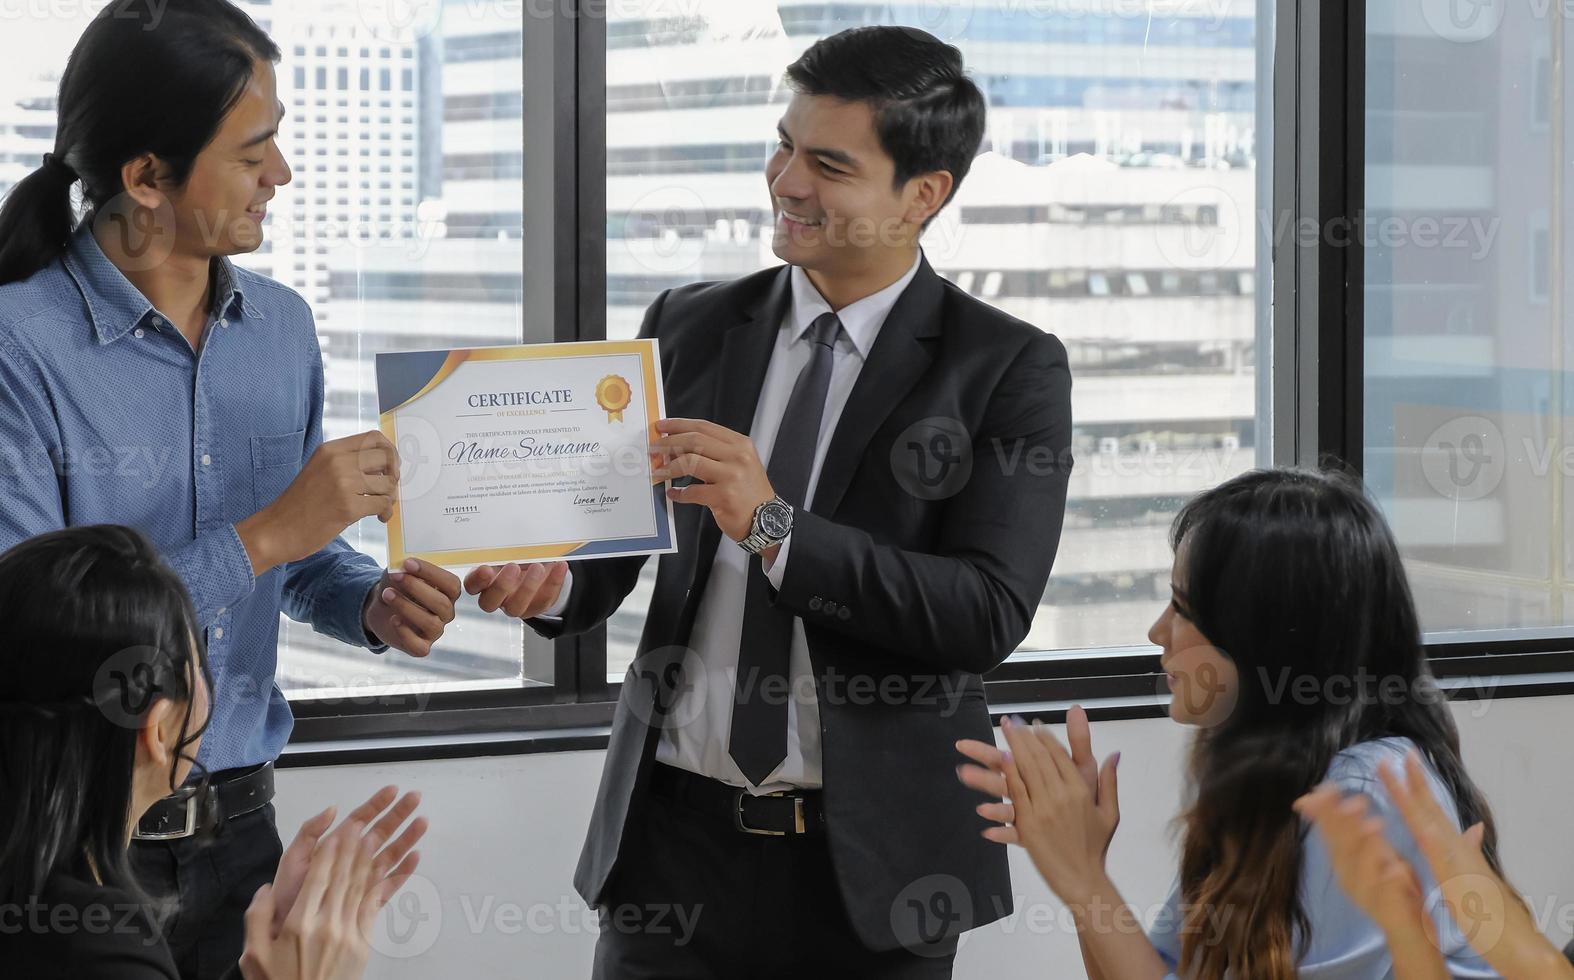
<box><xmin>285</xmin><ymin>0</ymin><xmax>1574</xmax><ymax>761</ymax></box>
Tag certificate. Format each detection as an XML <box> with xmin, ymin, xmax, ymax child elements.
<box><xmin>375</xmin><ymin>339</ymin><xmax>676</xmax><ymax>568</ymax></box>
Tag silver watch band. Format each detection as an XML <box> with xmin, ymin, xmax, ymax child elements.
<box><xmin>739</xmin><ymin>497</ymin><xmax>791</xmax><ymax>554</ymax></box>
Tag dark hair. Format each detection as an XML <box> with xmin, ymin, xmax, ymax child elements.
<box><xmin>784</xmin><ymin>26</ymin><xmax>986</xmax><ymax>222</ymax></box>
<box><xmin>0</xmin><ymin>0</ymin><xmax>280</xmax><ymax>286</ymax></box>
<box><xmin>0</xmin><ymin>525</ymin><xmax>212</xmax><ymax>911</ymax></box>
<box><xmin>1166</xmin><ymin>467</ymin><xmax>1508</xmax><ymax>979</ymax></box>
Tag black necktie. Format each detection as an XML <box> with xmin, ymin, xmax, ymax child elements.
<box><xmin>729</xmin><ymin>311</ymin><xmax>843</xmax><ymax>785</ymax></box>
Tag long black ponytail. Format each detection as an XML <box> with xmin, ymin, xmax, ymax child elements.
<box><xmin>0</xmin><ymin>0</ymin><xmax>279</xmax><ymax>286</ymax></box>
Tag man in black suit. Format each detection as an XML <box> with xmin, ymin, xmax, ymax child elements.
<box><xmin>464</xmin><ymin>25</ymin><xmax>1072</xmax><ymax>978</ymax></box>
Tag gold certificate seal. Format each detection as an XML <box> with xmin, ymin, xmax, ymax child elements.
<box><xmin>596</xmin><ymin>374</ymin><xmax>633</xmax><ymax>423</ymax></box>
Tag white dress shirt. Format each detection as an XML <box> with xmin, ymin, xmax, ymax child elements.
<box><xmin>542</xmin><ymin>251</ymin><xmax>923</xmax><ymax>794</ymax></box>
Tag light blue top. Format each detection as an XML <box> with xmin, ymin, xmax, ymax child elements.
<box><xmin>0</xmin><ymin>223</ymin><xmax>385</xmax><ymax>772</ymax></box>
<box><xmin>1146</xmin><ymin>736</ymin><xmax>1500</xmax><ymax>979</ymax></box>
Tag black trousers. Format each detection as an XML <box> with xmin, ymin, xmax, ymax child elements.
<box><xmin>592</xmin><ymin>778</ymin><xmax>958</xmax><ymax>980</ymax></box>
<box><xmin>128</xmin><ymin>802</ymin><xmax>283</xmax><ymax>980</ymax></box>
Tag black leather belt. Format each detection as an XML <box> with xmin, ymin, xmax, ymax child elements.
<box><xmin>649</xmin><ymin>763</ymin><xmax>825</xmax><ymax>837</ymax></box>
<box><xmin>132</xmin><ymin>762</ymin><xmax>275</xmax><ymax>841</ymax></box>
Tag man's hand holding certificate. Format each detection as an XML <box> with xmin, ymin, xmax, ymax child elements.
<box><xmin>375</xmin><ymin>339</ymin><xmax>677</xmax><ymax>576</ymax></box>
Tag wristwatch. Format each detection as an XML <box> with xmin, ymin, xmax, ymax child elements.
<box><xmin>738</xmin><ymin>495</ymin><xmax>793</xmax><ymax>554</ymax></box>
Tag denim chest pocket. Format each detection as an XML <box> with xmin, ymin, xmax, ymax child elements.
<box><xmin>251</xmin><ymin>429</ymin><xmax>306</xmax><ymax>511</ymax></box>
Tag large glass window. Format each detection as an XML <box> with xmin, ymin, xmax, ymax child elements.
<box><xmin>6</xmin><ymin>0</ymin><xmax>1566</xmax><ymax>739</ymax></box>
<box><xmin>0</xmin><ymin>0</ymin><xmax>547</xmax><ymax>701</ymax></box>
<box><xmin>1364</xmin><ymin>2</ymin><xmax>1572</xmax><ymax>638</ymax></box>
<box><xmin>604</xmin><ymin>0</ymin><xmax>1268</xmax><ymax>678</ymax></box>
<box><xmin>270</xmin><ymin>1</ymin><xmax>546</xmax><ymax>699</ymax></box>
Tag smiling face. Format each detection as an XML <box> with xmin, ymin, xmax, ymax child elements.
<box><xmin>1149</xmin><ymin>537</ymin><xmax>1239</xmax><ymax>727</ymax></box>
<box><xmin>162</xmin><ymin>58</ymin><xmax>291</xmax><ymax>257</ymax></box>
<box><xmin>765</xmin><ymin>92</ymin><xmax>939</xmax><ymax>278</ymax></box>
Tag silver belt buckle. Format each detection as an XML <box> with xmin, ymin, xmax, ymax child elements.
<box><xmin>132</xmin><ymin>789</ymin><xmax>200</xmax><ymax>841</ymax></box>
<box><xmin>733</xmin><ymin>790</ymin><xmax>806</xmax><ymax>836</ymax></box>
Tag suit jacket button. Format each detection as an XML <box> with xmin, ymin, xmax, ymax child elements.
<box><xmin>824</xmin><ymin>601</ymin><xmax>838</xmax><ymax>615</ymax></box>
<box><xmin>838</xmin><ymin>607</ymin><xmax>851</xmax><ymax>620</ymax></box>
<box><xmin>808</xmin><ymin>596</ymin><xmax>822</xmax><ymax>611</ymax></box>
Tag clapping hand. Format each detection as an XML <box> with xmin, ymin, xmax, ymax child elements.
<box><xmin>957</xmin><ymin>710</ymin><xmax>1120</xmax><ymax>904</ymax></box>
<box><xmin>266</xmin><ymin>786</ymin><xmax>427</xmax><ymax>938</ymax></box>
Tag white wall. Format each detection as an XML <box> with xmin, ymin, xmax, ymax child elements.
<box><xmin>275</xmin><ymin>695</ymin><xmax>1574</xmax><ymax>979</ymax></box>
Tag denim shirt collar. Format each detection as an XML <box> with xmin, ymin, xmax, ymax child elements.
<box><xmin>63</xmin><ymin>222</ymin><xmax>255</xmax><ymax>345</ymax></box>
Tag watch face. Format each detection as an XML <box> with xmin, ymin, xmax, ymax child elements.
<box><xmin>760</xmin><ymin>501</ymin><xmax>792</xmax><ymax>537</ymax></box>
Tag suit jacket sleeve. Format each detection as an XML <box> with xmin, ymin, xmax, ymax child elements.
<box><xmin>524</xmin><ymin>290</ymin><xmax>669</xmax><ymax>640</ymax></box>
<box><xmin>767</xmin><ymin>329</ymin><xmax>1073</xmax><ymax>674</ymax></box>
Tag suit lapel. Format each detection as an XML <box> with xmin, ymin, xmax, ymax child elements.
<box><xmin>809</xmin><ymin>257</ymin><xmax>943</xmax><ymax>517</ymax></box>
<box><xmin>677</xmin><ymin>258</ymin><xmax>943</xmax><ymax>616</ymax></box>
<box><xmin>683</xmin><ymin>268</ymin><xmax>792</xmax><ymax>603</ymax></box>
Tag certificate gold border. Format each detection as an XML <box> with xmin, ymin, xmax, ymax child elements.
<box><xmin>378</xmin><ymin>339</ymin><xmax>672</xmax><ymax>569</ymax></box>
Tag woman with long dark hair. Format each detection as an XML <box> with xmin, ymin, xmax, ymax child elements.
<box><xmin>0</xmin><ymin>2</ymin><xmax>462</xmax><ymax>972</ymax></box>
<box><xmin>957</xmin><ymin>467</ymin><xmax>1505</xmax><ymax>977</ymax></box>
<box><xmin>0</xmin><ymin>526</ymin><xmax>429</xmax><ymax>979</ymax></box>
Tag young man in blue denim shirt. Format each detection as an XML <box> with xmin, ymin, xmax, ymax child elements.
<box><xmin>0</xmin><ymin>4</ymin><xmax>463</xmax><ymax>976</ymax></box>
